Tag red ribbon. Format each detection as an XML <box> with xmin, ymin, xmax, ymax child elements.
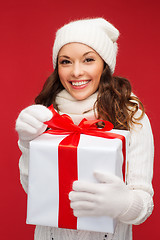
<box><xmin>44</xmin><ymin>105</ymin><xmax>126</xmax><ymax>230</ymax></box>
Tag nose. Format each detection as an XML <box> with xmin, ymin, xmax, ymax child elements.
<box><xmin>71</xmin><ymin>62</ymin><xmax>84</xmax><ymax>78</ymax></box>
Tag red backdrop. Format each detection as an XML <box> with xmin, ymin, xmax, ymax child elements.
<box><xmin>1</xmin><ymin>1</ymin><xmax>159</xmax><ymax>239</ymax></box>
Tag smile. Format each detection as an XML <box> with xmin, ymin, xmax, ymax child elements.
<box><xmin>70</xmin><ymin>80</ymin><xmax>90</xmax><ymax>86</ymax></box>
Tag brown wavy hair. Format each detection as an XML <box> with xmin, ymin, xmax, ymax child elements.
<box><xmin>35</xmin><ymin>65</ymin><xmax>144</xmax><ymax>130</ymax></box>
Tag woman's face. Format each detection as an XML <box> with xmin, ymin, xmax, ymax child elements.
<box><xmin>58</xmin><ymin>43</ymin><xmax>104</xmax><ymax>100</ymax></box>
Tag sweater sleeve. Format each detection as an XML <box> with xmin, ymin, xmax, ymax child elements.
<box><xmin>18</xmin><ymin>140</ymin><xmax>30</xmax><ymax>194</ymax></box>
<box><xmin>119</xmin><ymin>110</ymin><xmax>154</xmax><ymax>225</ymax></box>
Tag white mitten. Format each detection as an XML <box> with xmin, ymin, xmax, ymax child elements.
<box><xmin>69</xmin><ymin>171</ymin><xmax>138</xmax><ymax>220</ymax></box>
<box><xmin>16</xmin><ymin>104</ymin><xmax>53</xmax><ymax>146</ymax></box>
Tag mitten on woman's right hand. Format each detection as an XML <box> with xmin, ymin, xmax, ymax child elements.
<box><xmin>16</xmin><ymin>105</ymin><xmax>53</xmax><ymax>144</ymax></box>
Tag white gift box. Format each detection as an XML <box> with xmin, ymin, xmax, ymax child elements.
<box><xmin>27</xmin><ymin>129</ymin><xmax>129</xmax><ymax>233</ymax></box>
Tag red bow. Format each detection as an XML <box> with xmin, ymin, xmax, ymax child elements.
<box><xmin>45</xmin><ymin>105</ymin><xmax>113</xmax><ymax>135</ymax></box>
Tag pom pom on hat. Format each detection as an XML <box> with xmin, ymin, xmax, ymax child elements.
<box><xmin>52</xmin><ymin>18</ymin><xmax>120</xmax><ymax>73</ymax></box>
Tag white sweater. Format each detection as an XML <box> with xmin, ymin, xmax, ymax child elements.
<box><xmin>18</xmin><ymin>90</ymin><xmax>154</xmax><ymax>240</ymax></box>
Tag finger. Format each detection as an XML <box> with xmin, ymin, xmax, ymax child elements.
<box><xmin>94</xmin><ymin>171</ymin><xmax>122</xmax><ymax>184</ymax></box>
<box><xmin>25</xmin><ymin>105</ymin><xmax>53</xmax><ymax>122</ymax></box>
<box><xmin>69</xmin><ymin>191</ymin><xmax>95</xmax><ymax>202</ymax></box>
<box><xmin>72</xmin><ymin>181</ymin><xmax>100</xmax><ymax>194</ymax></box>
<box><xmin>16</xmin><ymin>121</ymin><xmax>39</xmax><ymax>135</ymax></box>
<box><xmin>20</xmin><ymin>112</ymin><xmax>46</xmax><ymax>129</ymax></box>
<box><xmin>70</xmin><ymin>201</ymin><xmax>95</xmax><ymax>210</ymax></box>
<box><xmin>73</xmin><ymin>210</ymin><xmax>95</xmax><ymax>217</ymax></box>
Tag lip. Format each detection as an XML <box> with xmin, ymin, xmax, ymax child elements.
<box><xmin>69</xmin><ymin>80</ymin><xmax>91</xmax><ymax>89</ymax></box>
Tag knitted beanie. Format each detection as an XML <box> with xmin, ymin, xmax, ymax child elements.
<box><xmin>52</xmin><ymin>18</ymin><xmax>119</xmax><ymax>73</ymax></box>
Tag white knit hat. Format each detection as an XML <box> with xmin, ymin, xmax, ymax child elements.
<box><xmin>52</xmin><ymin>18</ymin><xmax>119</xmax><ymax>73</ymax></box>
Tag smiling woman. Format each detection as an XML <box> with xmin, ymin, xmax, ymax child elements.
<box><xmin>15</xmin><ymin>17</ymin><xmax>154</xmax><ymax>240</ymax></box>
<box><xmin>58</xmin><ymin>43</ymin><xmax>104</xmax><ymax>100</ymax></box>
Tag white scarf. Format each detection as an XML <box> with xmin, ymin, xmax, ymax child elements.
<box><xmin>55</xmin><ymin>89</ymin><xmax>98</xmax><ymax>125</ymax></box>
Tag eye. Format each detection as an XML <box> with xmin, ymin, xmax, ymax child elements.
<box><xmin>59</xmin><ymin>59</ymin><xmax>71</xmax><ymax>64</ymax></box>
<box><xmin>84</xmin><ymin>58</ymin><xmax>95</xmax><ymax>63</ymax></box>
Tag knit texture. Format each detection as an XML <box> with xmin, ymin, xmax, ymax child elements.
<box><xmin>18</xmin><ymin>90</ymin><xmax>154</xmax><ymax>240</ymax></box>
<box><xmin>52</xmin><ymin>18</ymin><xmax>119</xmax><ymax>73</ymax></box>
<box><xmin>55</xmin><ymin>89</ymin><xmax>98</xmax><ymax>124</ymax></box>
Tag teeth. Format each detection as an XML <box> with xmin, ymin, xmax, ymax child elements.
<box><xmin>72</xmin><ymin>81</ymin><xmax>89</xmax><ymax>86</ymax></box>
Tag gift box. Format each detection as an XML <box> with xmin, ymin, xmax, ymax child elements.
<box><xmin>26</xmin><ymin>106</ymin><xmax>129</xmax><ymax>233</ymax></box>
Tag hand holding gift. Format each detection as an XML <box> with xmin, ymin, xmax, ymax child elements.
<box><xmin>69</xmin><ymin>171</ymin><xmax>134</xmax><ymax>219</ymax></box>
<box><xmin>16</xmin><ymin>105</ymin><xmax>53</xmax><ymax>145</ymax></box>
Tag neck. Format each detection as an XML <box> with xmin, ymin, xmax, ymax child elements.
<box><xmin>55</xmin><ymin>89</ymin><xmax>98</xmax><ymax>124</ymax></box>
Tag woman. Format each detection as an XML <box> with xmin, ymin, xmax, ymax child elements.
<box><xmin>16</xmin><ymin>18</ymin><xmax>154</xmax><ymax>240</ymax></box>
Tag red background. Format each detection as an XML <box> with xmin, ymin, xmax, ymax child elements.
<box><xmin>1</xmin><ymin>1</ymin><xmax>159</xmax><ymax>239</ymax></box>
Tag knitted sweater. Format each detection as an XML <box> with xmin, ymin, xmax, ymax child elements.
<box><xmin>18</xmin><ymin>90</ymin><xmax>154</xmax><ymax>240</ymax></box>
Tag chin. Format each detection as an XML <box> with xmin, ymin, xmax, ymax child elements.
<box><xmin>72</xmin><ymin>94</ymin><xmax>89</xmax><ymax>101</ymax></box>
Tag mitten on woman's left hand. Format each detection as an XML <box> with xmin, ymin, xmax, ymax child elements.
<box><xmin>69</xmin><ymin>171</ymin><xmax>139</xmax><ymax>220</ymax></box>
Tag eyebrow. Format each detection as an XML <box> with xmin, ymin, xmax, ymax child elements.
<box><xmin>83</xmin><ymin>51</ymin><xmax>96</xmax><ymax>56</ymax></box>
<box><xmin>58</xmin><ymin>55</ymin><xmax>71</xmax><ymax>59</ymax></box>
<box><xmin>58</xmin><ymin>51</ymin><xmax>96</xmax><ymax>59</ymax></box>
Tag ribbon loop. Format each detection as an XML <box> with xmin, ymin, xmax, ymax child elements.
<box><xmin>45</xmin><ymin>104</ymin><xmax>114</xmax><ymax>134</ymax></box>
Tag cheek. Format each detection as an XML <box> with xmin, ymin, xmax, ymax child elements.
<box><xmin>93</xmin><ymin>67</ymin><xmax>103</xmax><ymax>82</ymax></box>
<box><xmin>58</xmin><ymin>67</ymin><xmax>63</xmax><ymax>79</ymax></box>
<box><xmin>58</xmin><ymin>67</ymin><xmax>68</xmax><ymax>84</ymax></box>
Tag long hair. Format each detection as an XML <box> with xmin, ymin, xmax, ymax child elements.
<box><xmin>95</xmin><ymin>65</ymin><xmax>144</xmax><ymax>130</ymax></box>
<box><xmin>35</xmin><ymin>65</ymin><xmax>144</xmax><ymax>130</ymax></box>
<box><xmin>35</xmin><ymin>67</ymin><xmax>64</xmax><ymax>109</ymax></box>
